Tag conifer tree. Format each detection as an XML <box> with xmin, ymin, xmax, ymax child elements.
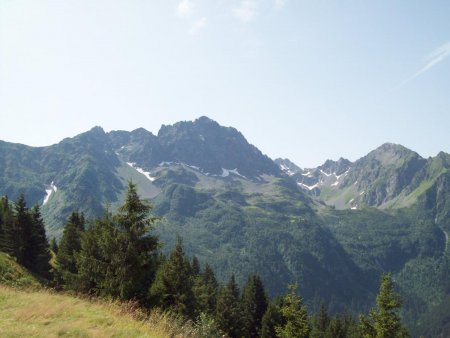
<box><xmin>191</xmin><ymin>255</ymin><xmax>200</xmax><ymax>276</ymax></box>
<box><xmin>328</xmin><ymin>312</ymin><xmax>360</xmax><ymax>338</ymax></box>
<box><xmin>193</xmin><ymin>262</ymin><xmax>218</xmax><ymax>315</ymax></box>
<box><xmin>75</xmin><ymin>182</ymin><xmax>159</xmax><ymax>301</ymax></box>
<box><xmin>75</xmin><ymin>217</ymin><xmax>106</xmax><ymax>293</ymax></box>
<box><xmin>275</xmin><ymin>284</ymin><xmax>310</xmax><ymax>338</ymax></box>
<box><xmin>261</xmin><ymin>300</ymin><xmax>284</xmax><ymax>338</ymax></box>
<box><xmin>215</xmin><ymin>274</ymin><xmax>243</xmax><ymax>338</ymax></box>
<box><xmin>14</xmin><ymin>194</ymin><xmax>32</xmax><ymax>264</ymax></box>
<box><xmin>50</xmin><ymin>237</ymin><xmax>58</xmax><ymax>254</ymax></box>
<box><xmin>0</xmin><ymin>199</ymin><xmax>4</xmax><ymax>249</ymax></box>
<box><xmin>0</xmin><ymin>196</ymin><xmax>15</xmax><ymax>255</ymax></box>
<box><xmin>68</xmin><ymin>210</ymin><xmax>86</xmax><ymax>231</ymax></box>
<box><xmin>311</xmin><ymin>303</ymin><xmax>330</xmax><ymax>338</ymax></box>
<box><xmin>360</xmin><ymin>274</ymin><xmax>409</xmax><ymax>338</ymax></box>
<box><xmin>56</xmin><ymin>211</ymin><xmax>83</xmax><ymax>286</ymax></box>
<box><xmin>28</xmin><ymin>205</ymin><xmax>51</xmax><ymax>278</ymax></box>
<box><xmin>242</xmin><ymin>274</ymin><xmax>268</xmax><ymax>338</ymax></box>
<box><xmin>111</xmin><ymin>182</ymin><xmax>159</xmax><ymax>300</ymax></box>
<box><xmin>149</xmin><ymin>238</ymin><xmax>195</xmax><ymax>318</ymax></box>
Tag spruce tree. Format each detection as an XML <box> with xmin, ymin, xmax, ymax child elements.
<box><xmin>75</xmin><ymin>182</ymin><xmax>159</xmax><ymax>301</ymax></box>
<box><xmin>193</xmin><ymin>262</ymin><xmax>218</xmax><ymax>315</ymax></box>
<box><xmin>56</xmin><ymin>212</ymin><xmax>83</xmax><ymax>286</ymax></box>
<box><xmin>242</xmin><ymin>274</ymin><xmax>268</xmax><ymax>338</ymax></box>
<box><xmin>215</xmin><ymin>274</ymin><xmax>243</xmax><ymax>338</ymax></box>
<box><xmin>75</xmin><ymin>218</ymin><xmax>107</xmax><ymax>294</ymax></box>
<box><xmin>14</xmin><ymin>194</ymin><xmax>32</xmax><ymax>265</ymax></box>
<box><xmin>50</xmin><ymin>237</ymin><xmax>58</xmax><ymax>254</ymax></box>
<box><xmin>261</xmin><ymin>300</ymin><xmax>284</xmax><ymax>338</ymax></box>
<box><xmin>191</xmin><ymin>255</ymin><xmax>200</xmax><ymax>276</ymax></box>
<box><xmin>28</xmin><ymin>205</ymin><xmax>51</xmax><ymax>278</ymax></box>
<box><xmin>311</xmin><ymin>303</ymin><xmax>330</xmax><ymax>338</ymax></box>
<box><xmin>275</xmin><ymin>284</ymin><xmax>310</xmax><ymax>338</ymax></box>
<box><xmin>0</xmin><ymin>196</ymin><xmax>15</xmax><ymax>255</ymax></box>
<box><xmin>149</xmin><ymin>238</ymin><xmax>195</xmax><ymax>318</ymax></box>
<box><xmin>360</xmin><ymin>274</ymin><xmax>409</xmax><ymax>338</ymax></box>
<box><xmin>111</xmin><ymin>181</ymin><xmax>159</xmax><ymax>300</ymax></box>
<box><xmin>328</xmin><ymin>312</ymin><xmax>360</xmax><ymax>338</ymax></box>
<box><xmin>68</xmin><ymin>211</ymin><xmax>85</xmax><ymax>232</ymax></box>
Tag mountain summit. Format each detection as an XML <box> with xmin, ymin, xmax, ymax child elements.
<box><xmin>110</xmin><ymin>116</ymin><xmax>280</xmax><ymax>177</ymax></box>
<box><xmin>0</xmin><ymin>118</ymin><xmax>449</xmax><ymax>336</ymax></box>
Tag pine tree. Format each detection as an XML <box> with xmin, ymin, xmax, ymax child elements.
<box><xmin>193</xmin><ymin>262</ymin><xmax>218</xmax><ymax>315</ymax></box>
<box><xmin>75</xmin><ymin>217</ymin><xmax>107</xmax><ymax>294</ymax></box>
<box><xmin>68</xmin><ymin>211</ymin><xmax>85</xmax><ymax>232</ymax></box>
<box><xmin>0</xmin><ymin>196</ymin><xmax>15</xmax><ymax>255</ymax></box>
<box><xmin>275</xmin><ymin>284</ymin><xmax>310</xmax><ymax>338</ymax></box>
<box><xmin>149</xmin><ymin>238</ymin><xmax>195</xmax><ymax>318</ymax></box>
<box><xmin>56</xmin><ymin>211</ymin><xmax>83</xmax><ymax>286</ymax></box>
<box><xmin>215</xmin><ymin>274</ymin><xmax>243</xmax><ymax>338</ymax></box>
<box><xmin>50</xmin><ymin>237</ymin><xmax>58</xmax><ymax>254</ymax></box>
<box><xmin>311</xmin><ymin>303</ymin><xmax>330</xmax><ymax>338</ymax></box>
<box><xmin>191</xmin><ymin>256</ymin><xmax>200</xmax><ymax>276</ymax></box>
<box><xmin>327</xmin><ymin>316</ymin><xmax>345</xmax><ymax>338</ymax></box>
<box><xmin>0</xmin><ymin>199</ymin><xmax>4</xmax><ymax>249</ymax></box>
<box><xmin>14</xmin><ymin>194</ymin><xmax>32</xmax><ymax>265</ymax></box>
<box><xmin>75</xmin><ymin>182</ymin><xmax>159</xmax><ymax>301</ymax></box>
<box><xmin>261</xmin><ymin>300</ymin><xmax>284</xmax><ymax>338</ymax></box>
<box><xmin>360</xmin><ymin>274</ymin><xmax>409</xmax><ymax>338</ymax></box>
<box><xmin>28</xmin><ymin>205</ymin><xmax>51</xmax><ymax>278</ymax></box>
<box><xmin>242</xmin><ymin>274</ymin><xmax>268</xmax><ymax>338</ymax></box>
<box><xmin>328</xmin><ymin>312</ymin><xmax>360</xmax><ymax>338</ymax></box>
<box><xmin>111</xmin><ymin>181</ymin><xmax>159</xmax><ymax>300</ymax></box>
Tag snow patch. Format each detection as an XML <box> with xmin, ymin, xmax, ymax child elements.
<box><xmin>331</xmin><ymin>181</ymin><xmax>340</xmax><ymax>187</ymax></box>
<box><xmin>334</xmin><ymin>169</ymin><xmax>349</xmax><ymax>180</ymax></box>
<box><xmin>43</xmin><ymin>181</ymin><xmax>57</xmax><ymax>205</ymax></box>
<box><xmin>349</xmin><ymin>198</ymin><xmax>354</xmax><ymax>204</ymax></box>
<box><xmin>221</xmin><ymin>168</ymin><xmax>246</xmax><ymax>178</ymax></box>
<box><xmin>298</xmin><ymin>182</ymin><xmax>319</xmax><ymax>191</ymax></box>
<box><xmin>351</xmin><ymin>206</ymin><xmax>358</xmax><ymax>210</ymax></box>
<box><xmin>359</xmin><ymin>191</ymin><xmax>365</xmax><ymax>195</ymax></box>
<box><xmin>280</xmin><ymin>164</ymin><xmax>289</xmax><ymax>171</ymax></box>
<box><xmin>280</xmin><ymin>164</ymin><xmax>296</xmax><ymax>176</ymax></box>
<box><xmin>186</xmin><ymin>164</ymin><xmax>200</xmax><ymax>171</ymax></box>
<box><xmin>319</xmin><ymin>169</ymin><xmax>331</xmax><ymax>177</ymax></box>
<box><xmin>158</xmin><ymin>161</ymin><xmax>174</xmax><ymax>166</ymax></box>
<box><xmin>127</xmin><ymin>162</ymin><xmax>156</xmax><ymax>182</ymax></box>
<box><xmin>301</xmin><ymin>170</ymin><xmax>315</xmax><ymax>178</ymax></box>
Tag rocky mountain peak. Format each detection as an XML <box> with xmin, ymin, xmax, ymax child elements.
<box><xmin>274</xmin><ymin>158</ymin><xmax>302</xmax><ymax>176</ymax></box>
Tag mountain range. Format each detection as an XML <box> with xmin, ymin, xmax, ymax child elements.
<box><xmin>0</xmin><ymin>116</ymin><xmax>448</xmax><ymax>337</ymax></box>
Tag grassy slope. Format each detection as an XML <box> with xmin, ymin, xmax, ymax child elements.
<box><xmin>0</xmin><ymin>286</ymin><xmax>166</xmax><ymax>338</ymax></box>
<box><xmin>0</xmin><ymin>252</ymin><xmax>192</xmax><ymax>338</ymax></box>
<box><xmin>0</xmin><ymin>252</ymin><xmax>41</xmax><ymax>288</ymax></box>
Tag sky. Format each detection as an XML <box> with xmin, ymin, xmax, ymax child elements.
<box><xmin>1</xmin><ymin>0</ymin><xmax>449</xmax><ymax>168</ymax></box>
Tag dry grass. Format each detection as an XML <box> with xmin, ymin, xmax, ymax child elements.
<box><xmin>0</xmin><ymin>285</ymin><xmax>197</xmax><ymax>338</ymax></box>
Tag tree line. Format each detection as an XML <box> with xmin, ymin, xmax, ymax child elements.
<box><xmin>0</xmin><ymin>183</ymin><xmax>410</xmax><ymax>337</ymax></box>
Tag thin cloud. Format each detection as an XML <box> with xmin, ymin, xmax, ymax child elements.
<box><xmin>234</xmin><ymin>0</ymin><xmax>259</xmax><ymax>22</ymax></box>
<box><xmin>274</xmin><ymin>0</ymin><xmax>287</xmax><ymax>9</ymax></box>
<box><xmin>399</xmin><ymin>41</ymin><xmax>450</xmax><ymax>88</ymax></box>
<box><xmin>189</xmin><ymin>17</ymin><xmax>207</xmax><ymax>35</ymax></box>
<box><xmin>177</xmin><ymin>0</ymin><xmax>193</xmax><ymax>18</ymax></box>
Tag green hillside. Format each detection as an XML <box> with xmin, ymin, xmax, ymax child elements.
<box><xmin>0</xmin><ymin>285</ymin><xmax>179</xmax><ymax>338</ymax></box>
<box><xmin>0</xmin><ymin>252</ymin><xmax>41</xmax><ymax>288</ymax></box>
<box><xmin>0</xmin><ymin>252</ymin><xmax>201</xmax><ymax>338</ymax></box>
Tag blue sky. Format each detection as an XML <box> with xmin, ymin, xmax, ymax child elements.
<box><xmin>1</xmin><ymin>0</ymin><xmax>449</xmax><ymax>167</ymax></box>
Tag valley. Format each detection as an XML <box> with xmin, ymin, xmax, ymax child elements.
<box><xmin>0</xmin><ymin>117</ymin><xmax>449</xmax><ymax>336</ymax></box>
